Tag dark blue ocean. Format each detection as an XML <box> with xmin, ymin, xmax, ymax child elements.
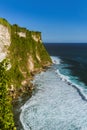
<box><xmin>45</xmin><ymin>43</ymin><xmax>87</xmax><ymax>98</ymax></box>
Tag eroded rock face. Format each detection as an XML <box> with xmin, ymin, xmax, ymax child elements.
<box><xmin>0</xmin><ymin>24</ymin><xmax>11</xmax><ymax>62</ymax></box>
<box><xmin>32</xmin><ymin>34</ymin><xmax>42</xmax><ymax>43</ymax></box>
<box><xmin>28</xmin><ymin>55</ymin><xmax>34</xmax><ymax>72</ymax></box>
<box><xmin>17</xmin><ymin>32</ymin><xmax>26</xmax><ymax>38</ymax></box>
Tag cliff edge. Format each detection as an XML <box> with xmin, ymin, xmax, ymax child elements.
<box><xmin>0</xmin><ymin>18</ymin><xmax>52</xmax><ymax>130</ymax></box>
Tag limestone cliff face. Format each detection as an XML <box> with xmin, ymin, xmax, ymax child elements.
<box><xmin>0</xmin><ymin>24</ymin><xmax>11</xmax><ymax>62</ymax></box>
<box><xmin>0</xmin><ymin>18</ymin><xmax>52</xmax><ymax>92</ymax></box>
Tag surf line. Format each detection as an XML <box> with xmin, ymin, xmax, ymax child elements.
<box><xmin>71</xmin><ymin>84</ymin><xmax>87</xmax><ymax>102</ymax></box>
<box><xmin>55</xmin><ymin>66</ymin><xmax>87</xmax><ymax>102</ymax></box>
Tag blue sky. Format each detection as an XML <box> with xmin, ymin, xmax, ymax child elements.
<box><xmin>0</xmin><ymin>0</ymin><xmax>87</xmax><ymax>43</ymax></box>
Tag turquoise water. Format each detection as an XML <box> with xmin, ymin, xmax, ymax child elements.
<box><xmin>55</xmin><ymin>57</ymin><xmax>87</xmax><ymax>100</ymax></box>
<box><xmin>45</xmin><ymin>43</ymin><xmax>87</xmax><ymax>99</ymax></box>
<box><xmin>45</xmin><ymin>43</ymin><xmax>87</xmax><ymax>86</ymax></box>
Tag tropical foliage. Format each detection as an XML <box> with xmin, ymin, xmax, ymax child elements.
<box><xmin>0</xmin><ymin>60</ymin><xmax>16</xmax><ymax>130</ymax></box>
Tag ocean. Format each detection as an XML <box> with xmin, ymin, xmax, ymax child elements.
<box><xmin>20</xmin><ymin>43</ymin><xmax>87</xmax><ymax>130</ymax></box>
<box><xmin>45</xmin><ymin>43</ymin><xmax>87</xmax><ymax>99</ymax></box>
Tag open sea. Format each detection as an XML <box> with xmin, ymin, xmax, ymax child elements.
<box><xmin>20</xmin><ymin>43</ymin><xmax>87</xmax><ymax>130</ymax></box>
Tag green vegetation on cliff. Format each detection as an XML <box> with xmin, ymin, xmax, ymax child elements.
<box><xmin>0</xmin><ymin>60</ymin><xmax>16</xmax><ymax>130</ymax></box>
<box><xmin>0</xmin><ymin>18</ymin><xmax>52</xmax><ymax>129</ymax></box>
<box><xmin>8</xmin><ymin>24</ymin><xmax>52</xmax><ymax>88</ymax></box>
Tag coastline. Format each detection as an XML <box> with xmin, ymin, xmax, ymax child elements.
<box><xmin>20</xmin><ymin>64</ymin><xmax>87</xmax><ymax>130</ymax></box>
<box><xmin>12</xmin><ymin>66</ymin><xmax>51</xmax><ymax>130</ymax></box>
<box><xmin>16</xmin><ymin>57</ymin><xmax>87</xmax><ymax>130</ymax></box>
<box><xmin>12</xmin><ymin>88</ymin><xmax>33</xmax><ymax>130</ymax></box>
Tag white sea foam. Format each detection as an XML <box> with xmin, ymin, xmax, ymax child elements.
<box><xmin>20</xmin><ymin>57</ymin><xmax>87</xmax><ymax>130</ymax></box>
<box><xmin>51</xmin><ymin>56</ymin><xmax>61</xmax><ymax>65</ymax></box>
<box><xmin>54</xmin><ymin>57</ymin><xmax>87</xmax><ymax>101</ymax></box>
<box><xmin>51</xmin><ymin>56</ymin><xmax>87</xmax><ymax>100</ymax></box>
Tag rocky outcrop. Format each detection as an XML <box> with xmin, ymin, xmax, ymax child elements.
<box><xmin>17</xmin><ymin>32</ymin><xmax>26</xmax><ymax>38</ymax></box>
<box><xmin>32</xmin><ymin>34</ymin><xmax>42</xmax><ymax>42</ymax></box>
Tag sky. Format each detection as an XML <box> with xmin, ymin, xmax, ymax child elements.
<box><xmin>0</xmin><ymin>0</ymin><xmax>87</xmax><ymax>43</ymax></box>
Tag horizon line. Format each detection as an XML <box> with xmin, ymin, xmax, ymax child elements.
<box><xmin>44</xmin><ymin>42</ymin><xmax>87</xmax><ymax>44</ymax></box>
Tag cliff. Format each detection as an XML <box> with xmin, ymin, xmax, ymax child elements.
<box><xmin>0</xmin><ymin>18</ymin><xmax>52</xmax><ymax>130</ymax></box>
<box><xmin>0</xmin><ymin>18</ymin><xmax>52</xmax><ymax>89</ymax></box>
